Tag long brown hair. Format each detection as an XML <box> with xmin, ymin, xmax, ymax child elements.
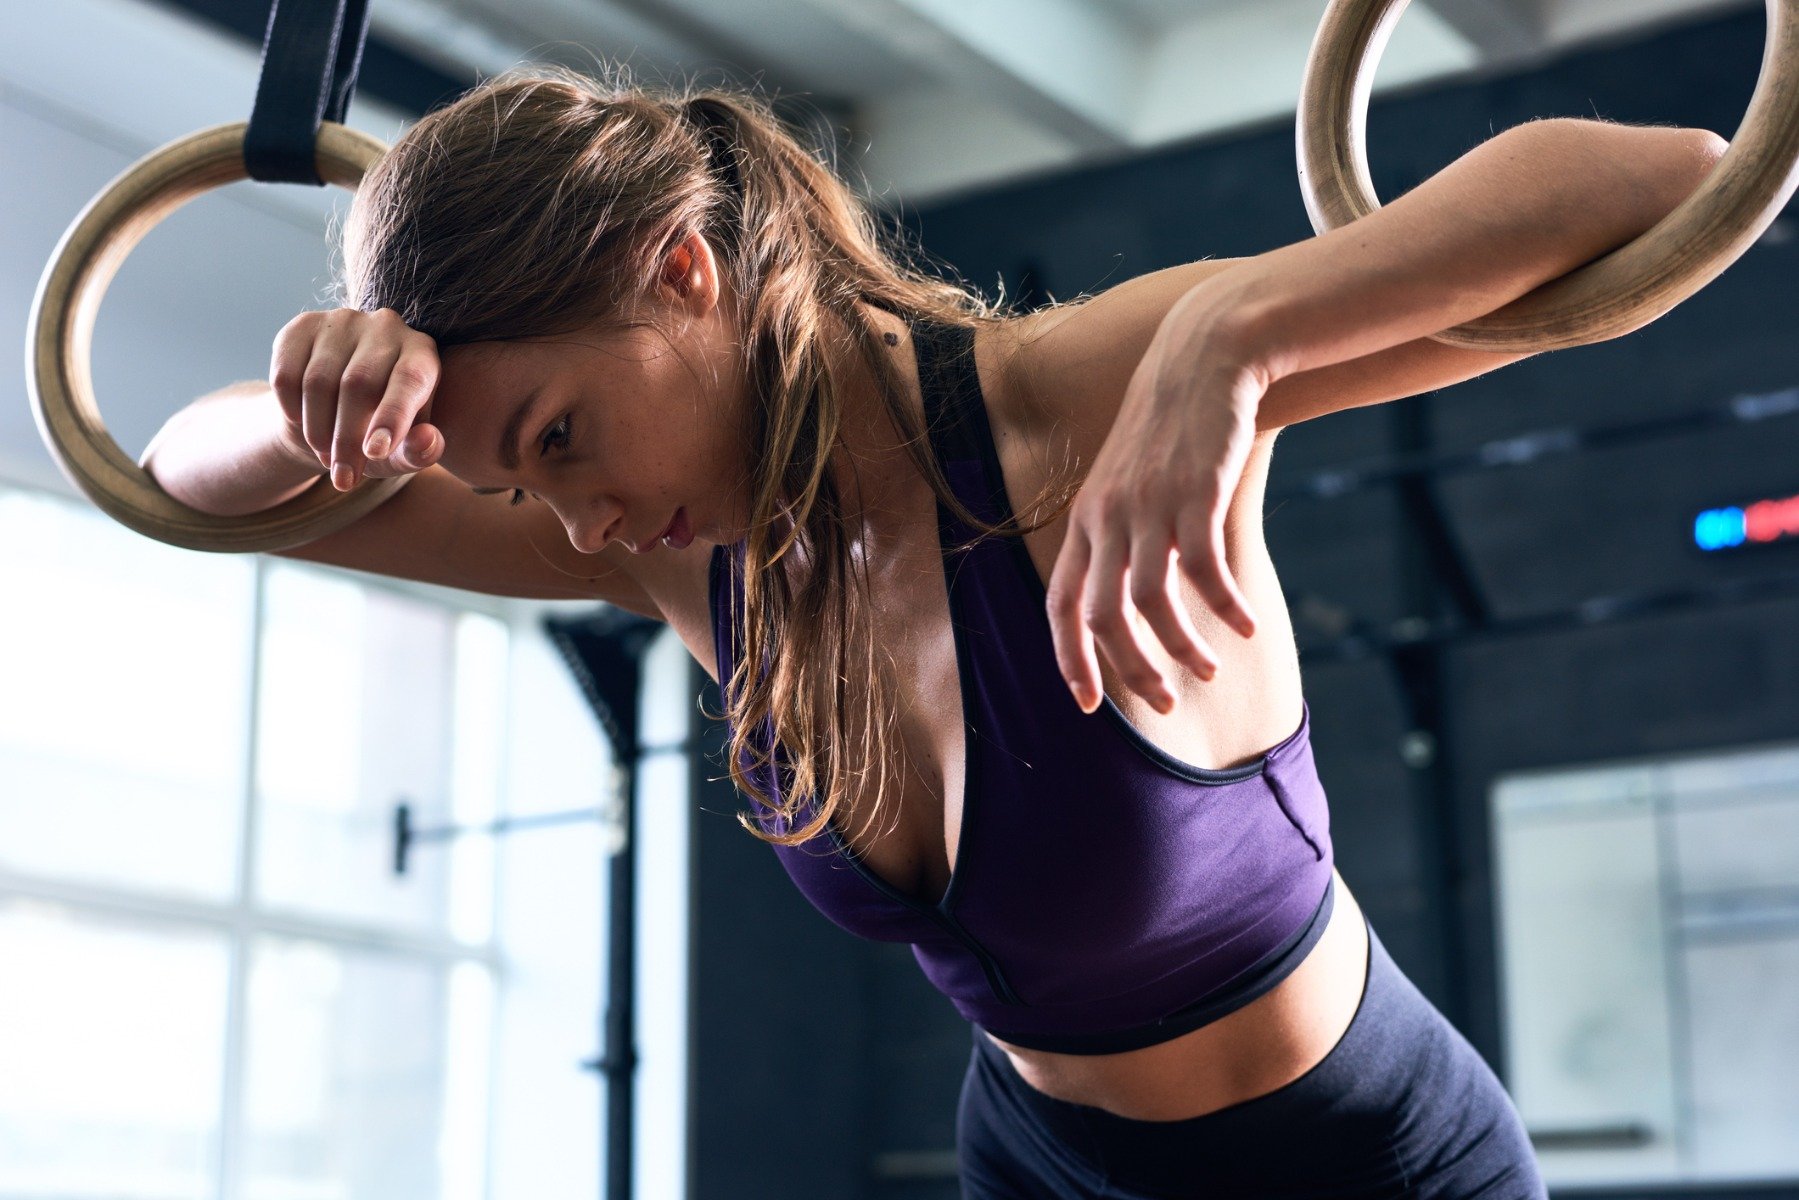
<box><xmin>339</xmin><ymin>64</ymin><xmax>1073</xmax><ymax>849</ymax></box>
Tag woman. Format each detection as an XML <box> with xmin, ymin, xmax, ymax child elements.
<box><xmin>143</xmin><ymin>66</ymin><xmax>1724</xmax><ymax>1196</ymax></box>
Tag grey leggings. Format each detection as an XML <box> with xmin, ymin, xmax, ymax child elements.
<box><xmin>955</xmin><ymin>917</ymin><xmax>1548</xmax><ymax>1199</ymax></box>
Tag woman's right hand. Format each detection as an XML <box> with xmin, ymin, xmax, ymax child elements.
<box><xmin>270</xmin><ymin>307</ymin><xmax>444</xmax><ymax>491</ymax></box>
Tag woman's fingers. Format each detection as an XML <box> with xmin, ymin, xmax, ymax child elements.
<box><xmin>269</xmin><ymin>312</ymin><xmax>320</xmax><ymax>444</ymax></box>
<box><xmin>365</xmin><ymin>423</ymin><xmax>442</xmax><ymax>478</ymax></box>
<box><xmin>330</xmin><ymin>338</ymin><xmax>402</xmax><ymax>489</ymax></box>
<box><xmin>1128</xmin><ymin>520</ymin><xmax>1218</xmax><ymax>686</ymax></box>
<box><xmin>1081</xmin><ymin>517</ymin><xmax>1173</xmax><ymax>714</ymax></box>
<box><xmin>1046</xmin><ymin>531</ymin><xmax>1102</xmax><ymax>711</ymax></box>
<box><xmin>364</xmin><ymin>343</ymin><xmax>439</xmax><ymax>464</ymax></box>
<box><xmin>299</xmin><ymin>312</ymin><xmax>352</xmax><ymax>467</ymax></box>
<box><xmin>1050</xmin><ymin>499</ymin><xmax>1264</xmax><ymax>713</ymax></box>
<box><xmin>1175</xmin><ymin>505</ymin><xmax>1257</xmax><ymax>639</ymax></box>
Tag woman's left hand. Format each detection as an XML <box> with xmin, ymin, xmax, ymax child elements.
<box><xmin>1045</xmin><ymin>287</ymin><xmax>1270</xmax><ymax>716</ymax></box>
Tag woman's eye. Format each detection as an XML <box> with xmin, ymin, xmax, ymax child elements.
<box><xmin>499</xmin><ymin>416</ymin><xmax>572</xmax><ymax>506</ymax></box>
<box><xmin>539</xmin><ymin>414</ymin><xmax>573</xmax><ymax>457</ymax></box>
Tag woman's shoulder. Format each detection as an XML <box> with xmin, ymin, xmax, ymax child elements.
<box><xmin>979</xmin><ymin>257</ymin><xmax>1253</xmax><ymax>453</ymax></box>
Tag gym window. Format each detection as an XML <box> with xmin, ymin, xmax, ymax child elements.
<box><xmin>0</xmin><ymin>482</ymin><xmax>612</xmax><ymax>1198</ymax></box>
<box><xmin>1493</xmin><ymin>743</ymin><xmax>1799</xmax><ymax>1187</ymax></box>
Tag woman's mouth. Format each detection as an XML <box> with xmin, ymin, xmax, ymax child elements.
<box><xmin>659</xmin><ymin>507</ymin><xmax>693</xmax><ymax>551</ymax></box>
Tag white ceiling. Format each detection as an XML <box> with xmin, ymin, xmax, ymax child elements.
<box><xmin>1087</xmin><ymin>0</ymin><xmax>1260</xmax><ymax>28</ymax></box>
<box><xmin>6</xmin><ymin>0</ymin><xmax>1764</xmax><ymax>209</ymax></box>
<box><xmin>363</xmin><ymin>0</ymin><xmax>1759</xmax><ymax>203</ymax></box>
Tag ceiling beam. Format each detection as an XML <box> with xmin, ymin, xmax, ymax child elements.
<box><xmin>145</xmin><ymin>0</ymin><xmax>470</xmax><ymax>114</ymax></box>
<box><xmin>584</xmin><ymin>0</ymin><xmax>858</xmax><ymax>128</ymax></box>
<box><xmin>793</xmin><ymin>0</ymin><xmax>1143</xmax><ymax>151</ymax></box>
<box><xmin>1419</xmin><ymin>0</ymin><xmax>1547</xmax><ymax>64</ymax></box>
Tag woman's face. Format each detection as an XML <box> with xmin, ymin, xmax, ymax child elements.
<box><xmin>429</xmin><ymin>235</ymin><xmax>753</xmax><ymax>555</ymax></box>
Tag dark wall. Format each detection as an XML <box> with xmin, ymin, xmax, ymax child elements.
<box><xmin>687</xmin><ymin>707</ymin><xmax>868</xmax><ymax>1200</ymax></box>
<box><xmin>688</xmin><ymin>7</ymin><xmax>1799</xmax><ymax>1198</ymax></box>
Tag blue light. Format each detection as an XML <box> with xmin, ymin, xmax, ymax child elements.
<box><xmin>1694</xmin><ymin>506</ymin><xmax>1747</xmax><ymax>551</ymax></box>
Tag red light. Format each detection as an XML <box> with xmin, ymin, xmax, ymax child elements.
<box><xmin>1743</xmin><ymin>496</ymin><xmax>1799</xmax><ymax>543</ymax></box>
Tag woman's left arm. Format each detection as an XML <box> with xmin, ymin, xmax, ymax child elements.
<box><xmin>1048</xmin><ymin>117</ymin><xmax>1728</xmax><ymax>714</ymax></box>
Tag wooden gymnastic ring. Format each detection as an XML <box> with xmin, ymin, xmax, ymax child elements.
<box><xmin>1297</xmin><ymin>0</ymin><xmax>1799</xmax><ymax>352</ymax></box>
<box><xmin>26</xmin><ymin>120</ymin><xmax>408</xmax><ymax>553</ymax></box>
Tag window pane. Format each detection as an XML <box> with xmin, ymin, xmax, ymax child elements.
<box><xmin>448</xmin><ymin>614</ymin><xmax>507</xmax><ymax>947</ymax></box>
<box><xmin>241</xmin><ymin>935</ymin><xmax>486</xmax><ymax>1200</ymax></box>
<box><xmin>1685</xmin><ymin>938</ymin><xmax>1799</xmax><ymax>1174</ymax></box>
<box><xmin>1493</xmin><ymin>767</ymin><xmax>1680</xmax><ymax>1184</ymax></box>
<box><xmin>488</xmin><ymin>627</ymin><xmax>608</xmax><ymax>1200</ymax></box>
<box><xmin>1494</xmin><ymin>745</ymin><xmax>1799</xmax><ymax>1187</ymax></box>
<box><xmin>0</xmin><ymin>898</ymin><xmax>228</xmax><ymax>1198</ymax></box>
<box><xmin>254</xmin><ymin>564</ymin><xmax>495</xmax><ymax>936</ymax></box>
<box><xmin>1669</xmin><ymin>747</ymin><xmax>1799</xmax><ymax>1178</ymax></box>
<box><xmin>634</xmin><ymin>629</ymin><xmax>691</xmax><ymax>1200</ymax></box>
<box><xmin>0</xmin><ymin>489</ymin><xmax>253</xmax><ymax>899</ymax></box>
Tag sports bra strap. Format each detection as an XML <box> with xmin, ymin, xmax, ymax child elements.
<box><xmin>909</xmin><ymin>318</ymin><xmax>1014</xmax><ymax>530</ymax></box>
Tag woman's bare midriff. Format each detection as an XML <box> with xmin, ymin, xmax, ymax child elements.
<box><xmin>986</xmin><ymin>868</ymin><xmax>1369</xmax><ymax>1121</ymax></box>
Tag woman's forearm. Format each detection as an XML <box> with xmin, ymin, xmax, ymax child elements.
<box><xmin>140</xmin><ymin>381</ymin><xmax>326</xmax><ymax>516</ymax></box>
<box><xmin>1200</xmin><ymin>118</ymin><xmax>1729</xmax><ymax>384</ymax></box>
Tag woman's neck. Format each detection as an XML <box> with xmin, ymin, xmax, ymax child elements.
<box><xmin>819</xmin><ymin>302</ymin><xmax>937</xmax><ymax>558</ymax></box>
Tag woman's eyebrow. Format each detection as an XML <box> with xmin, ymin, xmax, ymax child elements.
<box><xmin>465</xmin><ymin>386</ymin><xmax>548</xmax><ymax>494</ymax></box>
<box><xmin>496</xmin><ymin>384</ymin><xmax>544</xmax><ymax>471</ymax></box>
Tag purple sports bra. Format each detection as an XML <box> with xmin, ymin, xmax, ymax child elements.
<box><xmin>708</xmin><ymin>319</ymin><xmax>1335</xmax><ymax>1054</ymax></box>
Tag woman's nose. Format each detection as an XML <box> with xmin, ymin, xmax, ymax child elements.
<box><xmin>566</xmin><ymin>515</ymin><xmax>614</xmax><ymax>555</ymax></box>
<box><xmin>552</xmin><ymin>498</ymin><xmax>618</xmax><ymax>555</ymax></box>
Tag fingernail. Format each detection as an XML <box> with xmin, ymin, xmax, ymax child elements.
<box><xmin>332</xmin><ymin>463</ymin><xmax>352</xmax><ymax>490</ymax></box>
<box><xmin>365</xmin><ymin>428</ymin><xmax>391</xmax><ymax>458</ymax></box>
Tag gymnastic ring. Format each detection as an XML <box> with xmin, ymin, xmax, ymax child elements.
<box><xmin>1297</xmin><ymin>0</ymin><xmax>1799</xmax><ymax>352</ymax></box>
<box><xmin>25</xmin><ymin>120</ymin><xmax>408</xmax><ymax>554</ymax></box>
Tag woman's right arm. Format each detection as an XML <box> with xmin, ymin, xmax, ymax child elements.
<box><xmin>142</xmin><ymin>307</ymin><xmax>466</xmax><ymax>515</ymax></box>
<box><xmin>140</xmin><ymin>314</ymin><xmax>661</xmax><ymax>615</ymax></box>
<box><xmin>139</xmin><ymin>379</ymin><xmax>328</xmax><ymax>515</ymax></box>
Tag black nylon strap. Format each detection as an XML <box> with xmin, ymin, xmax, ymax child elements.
<box><xmin>244</xmin><ymin>0</ymin><xmax>372</xmax><ymax>185</ymax></box>
<box><xmin>910</xmin><ymin>319</ymin><xmax>983</xmax><ymax>467</ymax></box>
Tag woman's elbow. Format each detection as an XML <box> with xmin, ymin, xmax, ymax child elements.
<box><xmin>1649</xmin><ymin>125</ymin><xmax>1730</xmax><ymax>209</ymax></box>
<box><xmin>1590</xmin><ymin>121</ymin><xmax>1729</xmax><ymax>230</ymax></box>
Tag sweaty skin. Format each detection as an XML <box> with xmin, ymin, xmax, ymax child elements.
<box><xmin>428</xmin><ymin>282</ymin><xmax>1375</xmax><ymax>1120</ymax></box>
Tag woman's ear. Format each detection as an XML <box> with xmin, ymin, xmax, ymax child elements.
<box><xmin>659</xmin><ymin>230</ymin><xmax>720</xmax><ymax>314</ymax></box>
